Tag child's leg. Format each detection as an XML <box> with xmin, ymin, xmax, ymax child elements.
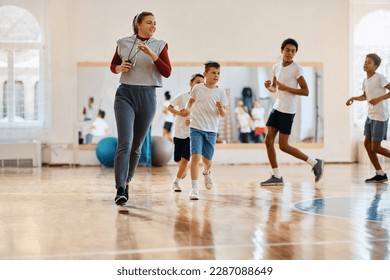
<box><xmin>364</xmin><ymin>137</ymin><xmax>388</xmax><ymax>182</ymax></box>
<box><xmin>364</xmin><ymin>136</ymin><xmax>382</xmax><ymax>170</ymax></box>
<box><xmin>189</xmin><ymin>154</ymin><xmax>201</xmax><ymax>199</ymax></box>
<box><xmin>278</xmin><ymin>133</ymin><xmax>309</xmax><ymax>161</ymax></box>
<box><xmin>190</xmin><ymin>154</ymin><xmax>201</xmax><ymax>180</ymax></box>
<box><xmin>371</xmin><ymin>141</ymin><xmax>390</xmax><ymax>159</ymax></box>
<box><xmin>200</xmin><ymin>131</ymin><xmax>217</xmax><ymax>190</ymax></box>
<box><xmin>202</xmin><ymin>156</ymin><xmax>213</xmax><ymax>190</ymax></box>
<box><xmin>264</xmin><ymin>126</ymin><xmax>279</xmax><ymax>168</ymax></box>
<box><xmin>177</xmin><ymin>158</ymin><xmax>189</xmax><ymax>178</ymax></box>
<box><xmin>202</xmin><ymin>157</ymin><xmax>212</xmax><ymax>172</ymax></box>
<box><xmin>279</xmin><ymin>132</ymin><xmax>324</xmax><ymax>182</ymax></box>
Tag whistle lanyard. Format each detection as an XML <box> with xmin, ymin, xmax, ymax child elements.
<box><xmin>127</xmin><ymin>37</ymin><xmax>149</xmax><ymax>65</ymax></box>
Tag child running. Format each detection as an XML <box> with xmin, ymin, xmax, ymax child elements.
<box><xmin>182</xmin><ymin>61</ymin><xmax>228</xmax><ymax>200</ymax></box>
<box><xmin>346</xmin><ymin>53</ymin><xmax>390</xmax><ymax>183</ymax></box>
<box><xmin>261</xmin><ymin>38</ymin><xmax>324</xmax><ymax>186</ymax></box>
<box><xmin>167</xmin><ymin>73</ymin><xmax>205</xmax><ymax>192</ymax></box>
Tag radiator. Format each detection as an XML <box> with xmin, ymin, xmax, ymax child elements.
<box><xmin>0</xmin><ymin>141</ymin><xmax>42</xmax><ymax>167</ymax></box>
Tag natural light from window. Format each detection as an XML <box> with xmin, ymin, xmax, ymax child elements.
<box><xmin>353</xmin><ymin>9</ymin><xmax>390</xmax><ymax>127</ymax></box>
<box><xmin>0</xmin><ymin>5</ymin><xmax>43</xmax><ymax>127</ymax></box>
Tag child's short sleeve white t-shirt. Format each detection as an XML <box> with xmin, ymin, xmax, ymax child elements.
<box><xmin>169</xmin><ymin>93</ymin><xmax>190</xmax><ymax>139</ymax></box>
<box><xmin>272</xmin><ymin>61</ymin><xmax>303</xmax><ymax>114</ymax></box>
<box><xmin>363</xmin><ymin>73</ymin><xmax>389</xmax><ymax>121</ymax></box>
<box><xmin>189</xmin><ymin>83</ymin><xmax>228</xmax><ymax>133</ymax></box>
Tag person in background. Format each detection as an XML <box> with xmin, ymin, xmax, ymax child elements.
<box><xmin>85</xmin><ymin>110</ymin><xmax>109</xmax><ymax>144</ymax></box>
<box><xmin>162</xmin><ymin>91</ymin><xmax>174</xmax><ymax>141</ymax></box>
<box><xmin>82</xmin><ymin>97</ymin><xmax>97</xmax><ymax>121</ymax></box>
<box><xmin>236</xmin><ymin>105</ymin><xmax>252</xmax><ymax>143</ymax></box>
<box><xmin>251</xmin><ymin>99</ymin><xmax>266</xmax><ymax>143</ymax></box>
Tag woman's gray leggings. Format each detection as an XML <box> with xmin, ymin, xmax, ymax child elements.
<box><xmin>114</xmin><ymin>84</ymin><xmax>156</xmax><ymax>189</ymax></box>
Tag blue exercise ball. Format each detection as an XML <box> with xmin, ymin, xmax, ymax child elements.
<box><xmin>96</xmin><ymin>137</ymin><xmax>118</xmax><ymax>167</ymax></box>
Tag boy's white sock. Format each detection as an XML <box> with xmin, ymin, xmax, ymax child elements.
<box><xmin>174</xmin><ymin>178</ymin><xmax>181</xmax><ymax>183</ymax></box>
<box><xmin>307</xmin><ymin>157</ymin><xmax>317</xmax><ymax>167</ymax></box>
<box><xmin>376</xmin><ymin>170</ymin><xmax>385</xmax><ymax>176</ymax></box>
<box><xmin>191</xmin><ymin>180</ymin><xmax>198</xmax><ymax>189</ymax></box>
<box><xmin>273</xmin><ymin>168</ymin><xmax>281</xmax><ymax>179</ymax></box>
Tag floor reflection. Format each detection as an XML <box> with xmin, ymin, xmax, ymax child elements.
<box><xmin>173</xmin><ymin>196</ymin><xmax>215</xmax><ymax>259</ymax></box>
<box><xmin>1</xmin><ymin>164</ymin><xmax>390</xmax><ymax>259</ymax></box>
<box><xmin>294</xmin><ymin>185</ymin><xmax>390</xmax><ymax>222</ymax></box>
<box><xmin>365</xmin><ymin>185</ymin><xmax>389</xmax><ymax>260</ymax></box>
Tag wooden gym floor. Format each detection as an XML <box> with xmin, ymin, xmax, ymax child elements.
<box><xmin>0</xmin><ymin>163</ymin><xmax>389</xmax><ymax>260</ymax></box>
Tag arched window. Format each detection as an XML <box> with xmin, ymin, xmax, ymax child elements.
<box><xmin>0</xmin><ymin>5</ymin><xmax>43</xmax><ymax>126</ymax></box>
<box><xmin>353</xmin><ymin>9</ymin><xmax>390</xmax><ymax>127</ymax></box>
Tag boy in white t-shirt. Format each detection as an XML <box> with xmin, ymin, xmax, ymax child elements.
<box><xmin>182</xmin><ymin>61</ymin><xmax>228</xmax><ymax>200</ymax></box>
<box><xmin>167</xmin><ymin>73</ymin><xmax>205</xmax><ymax>192</ymax></box>
<box><xmin>346</xmin><ymin>53</ymin><xmax>390</xmax><ymax>183</ymax></box>
<box><xmin>261</xmin><ymin>38</ymin><xmax>324</xmax><ymax>186</ymax></box>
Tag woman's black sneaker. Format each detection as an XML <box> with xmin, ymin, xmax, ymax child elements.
<box><xmin>115</xmin><ymin>186</ymin><xmax>128</xmax><ymax>205</ymax></box>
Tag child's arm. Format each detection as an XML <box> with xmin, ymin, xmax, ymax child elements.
<box><xmin>181</xmin><ymin>98</ymin><xmax>195</xmax><ymax>117</ymax></box>
<box><xmin>167</xmin><ymin>105</ymin><xmax>186</xmax><ymax>117</ymax></box>
<box><xmin>346</xmin><ymin>92</ymin><xmax>367</xmax><ymax>106</ymax></box>
<box><xmin>264</xmin><ymin>77</ymin><xmax>277</xmax><ymax>93</ymax></box>
<box><xmin>369</xmin><ymin>83</ymin><xmax>390</xmax><ymax>105</ymax></box>
<box><xmin>276</xmin><ymin>76</ymin><xmax>309</xmax><ymax>96</ymax></box>
<box><xmin>216</xmin><ymin>101</ymin><xmax>226</xmax><ymax>117</ymax></box>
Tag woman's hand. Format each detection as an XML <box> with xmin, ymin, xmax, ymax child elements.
<box><xmin>117</xmin><ymin>61</ymin><xmax>133</xmax><ymax>73</ymax></box>
<box><xmin>137</xmin><ymin>43</ymin><xmax>157</xmax><ymax>60</ymax></box>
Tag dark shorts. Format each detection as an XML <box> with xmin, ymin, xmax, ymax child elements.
<box><xmin>163</xmin><ymin>122</ymin><xmax>173</xmax><ymax>132</ymax></box>
<box><xmin>173</xmin><ymin>137</ymin><xmax>190</xmax><ymax>162</ymax></box>
<box><xmin>266</xmin><ymin>109</ymin><xmax>295</xmax><ymax>135</ymax></box>
<box><xmin>364</xmin><ymin>117</ymin><xmax>388</xmax><ymax>142</ymax></box>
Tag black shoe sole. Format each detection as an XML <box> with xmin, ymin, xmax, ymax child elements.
<box><xmin>365</xmin><ymin>179</ymin><xmax>388</xmax><ymax>183</ymax></box>
<box><xmin>260</xmin><ymin>183</ymin><xmax>284</xmax><ymax>186</ymax></box>
<box><xmin>115</xmin><ymin>196</ymin><xmax>128</xmax><ymax>205</ymax></box>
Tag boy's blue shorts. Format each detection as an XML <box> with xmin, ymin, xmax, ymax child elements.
<box><xmin>190</xmin><ymin>128</ymin><xmax>217</xmax><ymax>160</ymax></box>
<box><xmin>364</xmin><ymin>117</ymin><xmax>388</xmax><ymax>142</ymax></box>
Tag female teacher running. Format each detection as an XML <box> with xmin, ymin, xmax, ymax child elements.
<box><xmin>110</xmin><ymin>11</ymin><xmax>171</xmax><ymax>205</ymax></box>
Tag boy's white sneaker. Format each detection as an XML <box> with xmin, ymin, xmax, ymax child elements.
<box><xmin>203</xmin><ymin>171</ymin><xmax>213</xmax><ymax>190</ymax></box>
<box><xmin>172</xmin><ymin>182</ymin><xmax>181</xmax><ymax>192</ymax></box>
<box><xmin>189</xmin><ymin>186</ymin><xmax>199</xmax><ymax>200</ymax></box>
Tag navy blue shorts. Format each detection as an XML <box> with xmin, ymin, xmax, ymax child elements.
<box><xmin>173</xmin><ymin>137</ymin><xmax>190</xmax><ymax>162</ymax></box>
<box><xmin>266</xmin><ymin>109</ymin><xmax>295</xmax><ymax>135</ymax></box>
<box><xmin>163</xmin><ymin>122</ymin><xmax>173</xmax><ymax>132</ymax></box>
<box><xmin>364</xmin><ymin>117</ymin><xmax>388</xmax><ymax>142</ymax></box>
